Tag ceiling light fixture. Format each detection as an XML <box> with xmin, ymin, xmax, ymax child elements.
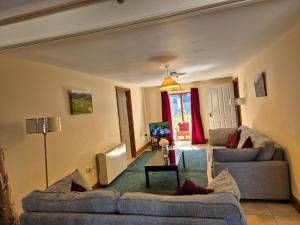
<box><xmin>160</xmin><ymin>65</ymin><xmax>179</xmax><ymax>90</ymax></box>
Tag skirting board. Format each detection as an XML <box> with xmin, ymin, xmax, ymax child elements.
<box><xmin>292</xmin><ymin>194</ymin><xmax>300</xmax><ymax>213</ymax></box>
<box><xmin>92</xmin><ymin>142</ymin><xmax>150</xmax><ymax>189</ymax></box>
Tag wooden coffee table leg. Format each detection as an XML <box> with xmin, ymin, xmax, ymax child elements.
<box><xmin>176</xmin><ymin>168</ymin><xmax>180</xmax><ymax>187</ymax></box>
<box><xmin>182</xmin><ymin>151</ymin><xmax>186</xmax><ymax>169</ymax></box>
<box><xmin>145</xmin><ymin>169</ymin><xmax>150</xmax><ymax>188</ymax></box>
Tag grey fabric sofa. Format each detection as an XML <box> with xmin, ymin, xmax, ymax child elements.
<box><xmin>209</xmin><ymin>126</ymin><xmax>290</xmax><ymax>200</ymax></box>
<box><xmin>20</xmin><ymin>189</ymin><xmax>247</xmax><ymax>225</ymax></box>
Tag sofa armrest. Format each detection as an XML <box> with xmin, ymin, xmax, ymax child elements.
<box><xmin>213</xmin><ymin>148</ymin><xmax>261</xmax><ymax>162</ymax></box>
<box><xmin>213</xmin><ymin>161</ymin><xmax>290</xmax><ymax>200</ymax></box>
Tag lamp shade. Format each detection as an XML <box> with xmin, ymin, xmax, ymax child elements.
<box><xmin>160</xmin><ymin>76</ymin><xmax>179</xmax><ymax>90</ymax></box>
<box><xmin>26</xmin><ymin>117</ymin><xmax>61</xmax><ymax>134</ymax></box>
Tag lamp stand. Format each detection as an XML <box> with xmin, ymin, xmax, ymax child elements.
<box><xmin>43</xmin><ymin>133</ymin><xmax>49</xmax><ymax>188</ymax></box>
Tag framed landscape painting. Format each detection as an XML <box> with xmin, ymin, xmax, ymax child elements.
<box><xmin>69</xmin><ymin>89</ymin><xmax>93</xmax><ymax>115</ymax></box>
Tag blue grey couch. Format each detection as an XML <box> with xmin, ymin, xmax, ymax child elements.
<box><xmin>20</xmin><ymin>189</ymin><xmax>247</xmax><ymax>225</ymax></box>
<box><xmin>209</xmin><ymin>126</ymin><xmax>290</xmax><ymax>200</ymax></box>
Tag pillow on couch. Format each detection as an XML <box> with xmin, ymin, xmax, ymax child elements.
<box><xmin>45</xmin><ymin>169</ymin><xmax>92</xmax><ymax>193</ymax></box>
<box><xmin>208</xmin><ymin>170</ymin><xmax>241</xmax><ymax>201</ymax></box>
<box><xmin>226</xmin><ymin>130</ymin><xmax>241</xmax><ymax>148</ymax></box>
<box><xmin>175</xmin><ymin>179</ymin><xmax>214</xmax><ymax>195</ymax></box>
<box><xmin>241</xmin><ymin>136</ymin><xmax>253</xmax><ymax>148</ymax></box>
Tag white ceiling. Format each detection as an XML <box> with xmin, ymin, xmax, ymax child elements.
<box><xmin>6</xmin><ymin>0</ymin><xmax>300</xmax><ymax>86</ymax></box>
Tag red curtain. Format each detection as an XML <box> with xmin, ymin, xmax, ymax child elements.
<box><xmin>191</xmin><ymin>88</ymin><xmax>205</xmax><ymax>144</ymax></box>
<box><xmin>161</xmin><ymin>91</ymin><xmax>173</xmax><ymax>139</ymax></box>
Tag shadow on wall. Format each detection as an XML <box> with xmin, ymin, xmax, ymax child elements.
<box><xmin>0</xmin><ymin>121</ymin><xmax>25</xmax><ymax>149</ymax></box>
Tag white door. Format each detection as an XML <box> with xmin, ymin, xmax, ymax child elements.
<box><xmin>208</xmin><ymin>84</ymin><xmax>237</xmax><ymax>129</ymax></box>
<box><xmin>116</xmin><ymin>90</ymin><xmax>132</xmax><ymax>159</ymax></box>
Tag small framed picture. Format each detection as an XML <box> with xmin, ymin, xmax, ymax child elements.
<box><xmin>254</xmin><ymin>72</ymin><xmax>267</xmax><ymax>97</ymax></box>
<box><xmin>69</xmin><ymin>89</ymin><xmax>93</xmax><ymax>115</ymax></box>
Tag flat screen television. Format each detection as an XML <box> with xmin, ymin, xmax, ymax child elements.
<box><xmin>149</xmin><ymin>122</ymin><xmax>171</xmax><ymax>138</ymax></box>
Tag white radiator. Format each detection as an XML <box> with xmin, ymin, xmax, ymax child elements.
<box><xmin>96</xmin><ymin>143</ymin><xmax>127</xmax><ymax>185</ymax></box>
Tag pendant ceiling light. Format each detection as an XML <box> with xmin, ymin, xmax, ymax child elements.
<box><xmin>160</xmin><ymin>65</ymin><xmax>179</xmax><ymax>90</ymax></box>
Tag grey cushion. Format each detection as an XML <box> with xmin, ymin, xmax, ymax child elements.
<box><xmin>118</xmin><ymin>192</ymin><xmax>246</xmax><ymax>225</ymax></box>
<box><xmin>208</xmin><ymin>170</ymin><xmax>241</xmax><ymax>201</ymax></box>
<box><xmin>209</xmin><ymin>128</ymin><xmax>237</xmax><ymax>146</ymax></box>
<box><xmin>22</xmin><ymin>189</ymin><xmax>120</xmax><ymax>213</ymax></box>
<box><xmin>213</xmin><ymin>148</ymin><xmax>261</xmax><ymax>162</ymax></box>
<box><xmin>237</xmin><ymin>126</ymin><xmax>250</xmax><ymax>148</ymax></box>
<box><xmin>248</xmin><ymin>129</ymin><xmax>275</xmax><ymax>161</ymax></box>
<box><xmin>45</xmin><ymin>169</ymin><xmax>91</xmax><ymax>193</ymax></box>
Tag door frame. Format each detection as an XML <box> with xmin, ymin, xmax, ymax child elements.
<box><xmin>115</xmin><ymin>86</ymin><xmax>137</xmax><ymax>158</ymax></box>
<box><xmin>232</xmin><ymin>78</ymin><xmax>242</xmax><ymax>127</ymax></box>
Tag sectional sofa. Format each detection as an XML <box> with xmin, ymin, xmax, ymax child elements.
<box><xmin>210</xmin><ymin>126</ymin><xmax>290</xmax><ymax>200</ymax></box>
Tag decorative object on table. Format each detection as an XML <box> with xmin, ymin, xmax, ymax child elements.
<box><xmin>254</xmin><ymin>72</ymin><xmax>267</xmax><ymax>97</ymax></box>
<box><xmin>159</xmin><ymin>138</ymin><xmax>169</xmax><ymax>159</ymax></box>
<box><xmin>0</xmin><ymin>147</ymin><xmax>19</xmax><ymax>225</ymax></box>
<box><xmin>69</xmin><ymin>89</ymin><xmax>93</xmax><ymax>114</ymax></box>
<box><xmin>26</xmin><ymin>117</ymin><xmax>61</xmax><ymax>188</ymax></box>
<box><xmin>168</xmin><ymin>149</ymin><xmax>176</xmax><ymax>165</ymax></box>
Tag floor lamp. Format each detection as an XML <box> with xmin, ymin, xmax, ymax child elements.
<box><xmin>26</xmin><ymin>117</ymin><xmax>61</xmax><ymax>188</ymax></box>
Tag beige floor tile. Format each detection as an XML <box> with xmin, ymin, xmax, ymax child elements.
<box><xmin>275</xmin><ymin>216</ymin><xmax>300</xmax><ymax>225</ymax></box>
<box><xmin>241</xmin><ymin>201</ymin><xmax>272</xmax><ymax>215</ymax></box>
<box><xmin>267</xmin><ymin>203</ymin><xmax>300</xmax><ymax>217</ymax></box>
<box><xmin>246</xmin><ymin>215</ymin><xmax>278</xmax><ymax>225</ymax></box>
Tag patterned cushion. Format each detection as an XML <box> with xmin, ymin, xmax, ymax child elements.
<box><xmin>45</xmin><ymin>169</ymin><xmax>91</xmax><ymax>193</ymax></box>
<box><xmin>208</xmin><ymin>170</ymin><xmax>241</xmax><ymax>201</ymax></box>
<box><xmin>209</xmin><ymin>128</ymin><xmax>237</xmax><ymax>146</ymax></box>
<box><xmin>22</xmin><ymin>189</ymin><xmax>120</xmax><ymax>213</ymax></box>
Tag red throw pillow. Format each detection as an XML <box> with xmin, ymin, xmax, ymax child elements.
<box><xmin>242</xmin><ymin>136</ymin><xmax>253</xmax><ymax>148</ymax></box>
<box><xmin>71</xmin><ymin>181</ymin><xmax>87</xmax><ymax>192</ymax></box>
<box><xmin>227</xmin><ymin>130</ymin><xmax>241</xmax><ymax>148</ymax></box>
<box><xmin>175</xmin><ymin>180</ymin><xmax>214</xmax><ymax>195</ymax></box>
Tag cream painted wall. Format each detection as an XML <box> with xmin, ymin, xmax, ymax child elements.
<box><xmin>236</xmin><ymin>23</ymin><xmax>300</xmax><ymax>200</ymax></box>
<box><xmin>143</xmin><ymin>77</ymin><xmax>233</xmax><ymax>139</ymax></box>
<box><xmin>0</xmin><ymin>54</ymin><xmax>147</xmax><ymax>213</ymax></box>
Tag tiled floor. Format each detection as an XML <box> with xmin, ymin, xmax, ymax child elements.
<box><xmin>242</xmin><ymin>201</ymin><xmax>300</xmax><ymax>225</ymax></box>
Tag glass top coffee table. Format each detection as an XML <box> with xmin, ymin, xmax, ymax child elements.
<box><xmin>144</xmin><ymin>150</ymin><xmax>185</xmax><ymax>188</ymax></box>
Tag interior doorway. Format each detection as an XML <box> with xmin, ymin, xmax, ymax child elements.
<box><xmin>115</xmin><ymin>87</ymin><xmax>136</xmax><ymax>158</ymax></box>
<box><xmin>169</xmin><ymin>91</ymin><xmax>191</xmax><ymax>142</ymax></box>
<box><xmin>208</xmin><ymin>84</ymin><xmax>237</xmax><ymax>129</ymax></box>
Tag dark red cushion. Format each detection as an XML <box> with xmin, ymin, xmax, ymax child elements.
<box><xmin>242</xmin><ymin>136</ymin><xmax>253</xmax><ymax>148</ymax></box>
<box><xmin>175</xmin><ymin>179</ymin><xmax>214</xmax><ymax>195</ymax></box>
<box><xmin>71</xmin><ymin>181</ymin><xmax>87</xmax><ymax>192</ymax></box>
<box><xmin>227</xmin><ymin>130</ymin><xmax>241</xmax><ymax>148</ymax></box>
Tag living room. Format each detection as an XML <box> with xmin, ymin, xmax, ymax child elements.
<box><xmin>0</xmin><ymin>0</ymin><xmax>300</xmax><ymax>225</ymax></box>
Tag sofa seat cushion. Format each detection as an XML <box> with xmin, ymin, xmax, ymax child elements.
<box><xmin>22</xmin><ymin>189</ymin><xmax>120</xmax><ymax>213</ymax></box>
<box><xmin>45</xmin><ymin>169</ymin><xmax>92</xmax><ymax>193</ymax></box>
<box><xmin>118</xmin><ymin>192</ymin><xmax>246</xmax><ymax>225</ymax></box>
<box><xmin>208</xmin><ymin>170</ymin><xmax>241</xmax><ymax>201</ymax></box>
<box><xmin>209</xmin><ymin>128</ymin><xmax>237</xmax><ymax>146</ymax></box>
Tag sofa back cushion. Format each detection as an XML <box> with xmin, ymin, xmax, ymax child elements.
<box><xmin>208</xmin><ymin>170</ymin><xmax>241</xmax><ymax>201</ymax></box>
<box><xmin>237</xmin><ymin>126</ymin><xmax>276</xmax><ymax>161</ymax></box>
<box><xmin>118</xmin><ymin>192</ymin><xmax>245</xmax><ymax>225</ymax></box>
<box><xmin>22</xmin><ymin>189</ymin><xmax>120</xmax><ymax>213</ymax></box>
<box><xmin>45</xmin><ymin>169</ymin><xmax>92</xmax><ymax>193</ymax></box>
<box><xmin>209</xmin><ymin>128</ymin><xmax>237</xmax><ymax>146</ymax></box>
